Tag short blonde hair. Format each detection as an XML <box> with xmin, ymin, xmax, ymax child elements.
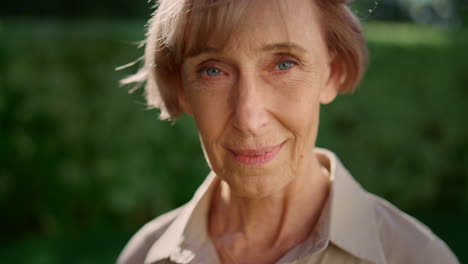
<box><xmin>121</xmin><ymin>0</ymin><xmax>368</xmax><ymax>120</ymax></box>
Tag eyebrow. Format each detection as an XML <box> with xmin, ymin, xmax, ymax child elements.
<box><xmin>184</xmin><ymin>42</ymin><xmax>307</xmax><ymax>59</ymax></box>
<box><xmin>260</xmin><ymin>42</ymin><xmax>307</xmax><ymax>54</ymax></box>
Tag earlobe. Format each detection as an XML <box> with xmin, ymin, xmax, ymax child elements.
<box><xmin>319</xmin><ymin>53</ymin><xmax>344</xmax><ymax>105</ymax></box>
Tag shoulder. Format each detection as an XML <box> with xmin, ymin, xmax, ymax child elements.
<box><xmin>116</xmin><ymin>207</ymin><xmax>183</xmax><ymax>264</ymax></box>
<box><xmin>367</xmin><ymin>193</ymin><xmax>459</xmax><ymax>263</ymax></box>
<box><xmin>324</xmin><ymin>148</ymin><xmax>459</xmax><ymax>264</ymax></box>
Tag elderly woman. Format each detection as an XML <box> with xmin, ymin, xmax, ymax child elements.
<box><xmin>117</xmin><ymin>0</ymin><xmax>458</xmax><ymax>263</ymax></box>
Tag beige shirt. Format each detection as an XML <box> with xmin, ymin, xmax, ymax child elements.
<box><xmin>117</xmin><ymin>148</ymin><xmax>459</xmax><ymax>264</ymax></box>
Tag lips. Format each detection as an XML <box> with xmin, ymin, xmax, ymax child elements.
<box><xmin>227</xmin><ymin>142</ymin><xmax>285</xmax><ymax>167</ymax></box>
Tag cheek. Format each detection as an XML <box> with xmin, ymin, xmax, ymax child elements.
<box><xmin>185</xmin><ymin>90</ymin><xmax>231</xmax><ymax>171</ymax></box>
<box><xmin>183</xmin><ymin>84</ymin><xmax>231</xmax><ymax>143</ymax></box>
<box><xmin>268</xmin><ymin>74</ymin><xmax>322</xmax><ymax>130</ymax></box>
<box><xmin>266</xmin><ymin>74</ymin><xmax>322</xmax><ymax>161</ymax></box>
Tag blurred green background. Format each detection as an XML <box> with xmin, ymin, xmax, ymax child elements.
<box><xmin>1</xmin><ymin>0</ymin><xmax>467</xmax><ymax>263</ymax></box>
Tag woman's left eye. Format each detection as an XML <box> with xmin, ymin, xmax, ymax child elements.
<box><xmin>276</xmin><ymin>61</ymin><xmax>296</xmax><ymax>71</ymax></box>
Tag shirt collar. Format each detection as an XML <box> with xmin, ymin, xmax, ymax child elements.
<box><xmin>144</xmin><ymin>172</ymin><xmax>219</xmax><ymax>264</ymax></box>
<box><xmin>145</xmin><ymin>148</ymin><xmax>386</xmax><ymax>264</ymax></box>
<box><xmin>322</xmin><ymin>148</ymin><xmax>386</xmax><ymax>264</ymax></box>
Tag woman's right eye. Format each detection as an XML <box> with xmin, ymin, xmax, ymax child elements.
<box><xmin>202</xmin><ymin>67</ymin><xmax>222</xmax><ymax>77</ymax></box>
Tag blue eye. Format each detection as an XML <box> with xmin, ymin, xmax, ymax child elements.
<box><xmin>276</xmin><ymin>61</ymin><xmax>296</xmax><ymax>70</ymax></box>
<box><xmin>204</xmin><ymin>67</ymin><xmax>222</xmax><ymax>76</ymax></box>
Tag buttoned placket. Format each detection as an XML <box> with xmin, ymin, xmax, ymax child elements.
<box><xmin>169</xmin><ymin>244</ymin><xmax>196</xmax><ymax>264</ymax></box>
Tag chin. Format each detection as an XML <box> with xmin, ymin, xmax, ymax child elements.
<box><xmin>217</xmin><ymin>164</ymin><xmax>295</xmax><ymax>199</ymax></box>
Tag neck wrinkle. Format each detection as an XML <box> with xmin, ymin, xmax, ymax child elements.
<box><xmin>208</xmin><ymin>152</ymin><xmax>331</xmax><ymax>259</ymax></box>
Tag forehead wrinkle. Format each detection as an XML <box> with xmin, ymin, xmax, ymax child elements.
<box><xmin>183</xmin><ymin>0</ymin><xmax>322</xmax><ymax>63</ymax></box>
<box><xmin>184</xmin><ymin>46</ymin><xmax>222</xmax><ymax>59</ymax></box>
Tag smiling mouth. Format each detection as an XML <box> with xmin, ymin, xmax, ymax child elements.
<box><xmin>227</xmin><ymin>141</ymin><xmax>285</xmax><ymax>167</ymax></box>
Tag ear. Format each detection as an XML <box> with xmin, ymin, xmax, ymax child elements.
<box><xmin>177</xmin><ymin>78</ymin><xmax>193</xmax><ymax>115</ymax></box>
<box><xmin>319</xmin><ymin>52</ymin><xmax>344</xmax><ymax>105</ymax></box>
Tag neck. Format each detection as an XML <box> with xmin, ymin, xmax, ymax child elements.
<box><xmin>208</xmin><ymin>153</ymin><xmax>331</xmax><ymax>264</ymax></box>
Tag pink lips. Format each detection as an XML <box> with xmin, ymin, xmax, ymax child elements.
<box><xmin>227</xmin><ymin>142</ymin><xmax>284</xmax><ymax>167</ymax></box>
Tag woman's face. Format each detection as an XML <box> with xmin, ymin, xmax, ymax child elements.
<box><xmin>180</xmin><ymin>0</ymin><xmax>340</xmax><ymax>197</ymax></box>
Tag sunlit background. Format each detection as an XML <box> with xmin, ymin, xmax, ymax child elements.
<box><xmin>1</xmin><ymin>0</ymin><xmax>467</xmax><ymax>263</ymax></box>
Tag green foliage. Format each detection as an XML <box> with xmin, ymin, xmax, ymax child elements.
<box><xmin>0</xmin><ymin>21</ymin><xmax>209</xmax><ymax>241</ymax></box>
<box><xmin>319</xmin><ymin>23</ymin><xmax>468</xmax><ymax>211</ymax></box>
<box><xmin>0</xmin><ymin>21</ymin><xmax>467</xmax><ymax>262</ymax></box>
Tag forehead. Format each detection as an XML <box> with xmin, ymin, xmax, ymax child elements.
<box><xmin>184</xmin><ymin>0</ymin><xmax>327</xmax><ymax>58</ymax></box>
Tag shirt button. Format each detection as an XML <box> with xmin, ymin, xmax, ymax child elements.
<box><xmin>169</xmin><ymin>247</ymin><xmax>195</xmax><ymax>263</ymax></box>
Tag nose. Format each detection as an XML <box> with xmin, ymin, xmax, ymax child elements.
<box><xmin>231</xmin><ymin>73</ymin><xmax>270</xmax><ymax>135</ymax></box>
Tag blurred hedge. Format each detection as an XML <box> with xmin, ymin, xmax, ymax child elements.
<box><xmin>0</xmin><ymin>21</ymin><xmax>467</xmax><ymax>262</ymax></box>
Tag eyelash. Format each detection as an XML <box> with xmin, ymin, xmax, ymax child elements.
<box><xmin>196</xmin><ymin>56</ymin><xmax>300</xmax><ymax>79</ymax></box>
